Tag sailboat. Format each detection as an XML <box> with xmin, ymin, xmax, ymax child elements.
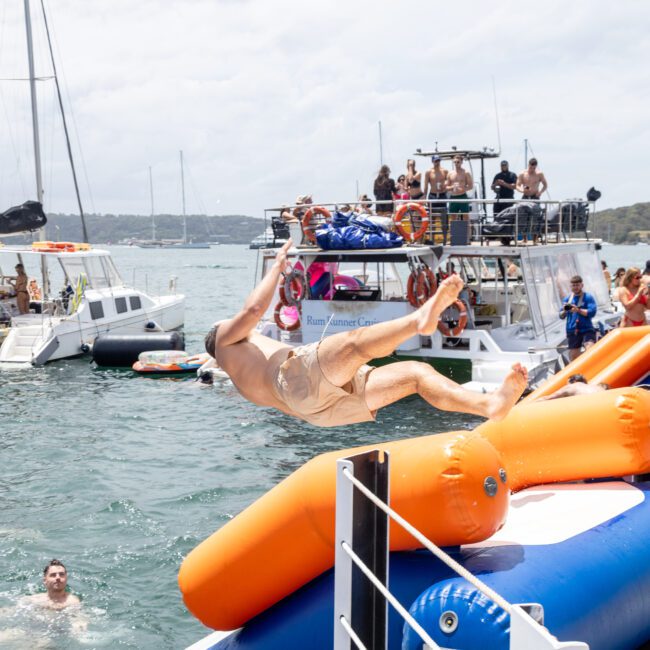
<box><xmin>0</xmin><ymin>0</ymin><xmax>185</xmax><ymax>366</ymax></box>
<box><xmin>136</xmin><ymin>151</ymin><xmax>210</xmax><ymax>249</ymax></box>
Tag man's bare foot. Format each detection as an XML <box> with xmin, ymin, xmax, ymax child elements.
<box><xmin>416</xmin><ymin>275</ymin><xmax>464</xmax><ymax>335</ymax></box>
<box><xmin>485</xmin><ymin>363</ymin><xmax>529</xmax><ymax>420</ymax></box>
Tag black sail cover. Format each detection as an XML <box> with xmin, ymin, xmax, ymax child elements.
<box><xmin>0</xmin><ymin>201</ymin><xmax>47</xmax><ymax>235</ymax></box>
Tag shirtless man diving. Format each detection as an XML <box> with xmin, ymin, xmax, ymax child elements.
<box><xmin>205</xmin><ymin>241</ymin><xmax>528</xmax><ymax>427</ymax></box>
<box><xmin>516</xmin><ymin>158</ymin><xmax>548</xmax><ymax>200</ymax></box>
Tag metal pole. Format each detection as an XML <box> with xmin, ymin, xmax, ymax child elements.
<box><xmin>24</xmin><ymin>0</ymin><xmax>44</xmax><ymax>210</ymax></box>
<box><xmin>334</xmin><ymin>450</ymin><xmax>389</xmax><ymax>650</ymax></box>
<box><xmin>180</xmin><ymin>150</ymin><xmax>186</xmax><ymax>243</ymax></box>
<box><xmin>149</xmin><ymin>166</ymin><xmax>155</xmax><ymax>240</ymax></box>
<box><xmin>24</xmin><ymin>0</ymin><xmax>49</xmax><ymax>296</ymax></box>
<box><xmin>524</xmin><ymin>138</ymin><xmax>528</xmax><ymax>167</ymax></box>
<box><xmin>378</xmin><ymin>121</ymin><xmax>383</xmax><ymax>167</ymax></box>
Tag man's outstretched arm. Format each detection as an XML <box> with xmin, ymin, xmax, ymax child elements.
<box><xmin>217</xmin><ymin>240</ymin><xmax>292</xmax><ymax>347</ymax></box>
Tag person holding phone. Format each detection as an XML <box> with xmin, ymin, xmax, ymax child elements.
<box><xmin>559</xmin><ymin>275</ymin><xmax>598</xmax><ymax>361</ymax></box>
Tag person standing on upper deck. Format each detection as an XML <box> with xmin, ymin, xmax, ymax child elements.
<box><xmin>491</xmin><ymin>160</ymin><xmax>517</xmax><ymax>215</ymax></box>
<box><xmin>446</xmin><ymin>155</ymin><xmax>473</xmax><ymax>220</ymax></box>
<box><xmin>517</xmin><ymin>158</ymin><xmax>548</xmax><ymax>200</ymax></box>
<box><xmin>422</xmin><ymin>155</ymin><xmax>448</xmax><ymax>208</ymax></box>
<box><xmin>373</xmin><ymin>165</ymin><xmax>396</xmax><ymax>215</ymax></box>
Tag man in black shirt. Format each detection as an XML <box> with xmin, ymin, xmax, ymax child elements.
<box><xmin>491</xmin><ymin>160</ymin><xmax>517</xmax><ymax>216</ymax></box>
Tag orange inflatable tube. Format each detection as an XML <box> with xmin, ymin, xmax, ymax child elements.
<box><xmin>590</xmin><ymin>332</ymin><xmax>650</xmax><ymax>388</ymax></box>
<box><xmin>477</xmin><ymin>387</ymin><xmax>650</xmax><ymax>491</ymax></box>
<box><xmin>524</xmin><ymin>325</ymin><xmax>650</xmax><ymax>401</ymax></box>
<box><xmin>178</xmin><ymin>431</ymin><xmax>508</xmax><ymax>630</ymax></box>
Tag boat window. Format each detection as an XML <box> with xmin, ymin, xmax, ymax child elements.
<box><xmin>100</xmin><ymin>255</ymin><xmax>123</xmax><ymax>287</ymax></box>
<box><xmin>83</xmin><ymin>256</ymin><xmax>109</xmax><ymax>289</ymax></box>
<box><xmin>521</xmin><ymin>255</ymin><xmax>561</xmax><ymax>333</ymax></box>
<box><xmin>89</xmin><ymin>301</ymin><xmax>104</xmax><ymax>320</ymax></box>
<box><xmin>575</xmin><ymin>250</ymin><xmax>609</xmax><ymax>306</ymax></box>
<box><xmin>129</xmin><ymin>295</ymin><xmax>142</xmax><ymax>310</ymax></box>
<box><xmin>115</xmin><ymin>297</ymin><xmax>128</xmax><ymax>314</ymax></box>
<box><xmin>60</xmin><ymin>257</ymin><xmax>87</xmax><ymax>287</ymax></box>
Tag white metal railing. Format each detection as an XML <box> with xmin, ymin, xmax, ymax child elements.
<box><xmin>263</xmin><ymin>198</ymin><xmax>596</xmax><ymax>248</ymax></box>
<box><xmin>334</xmin><ymin>450</ymin><xmax>589</xmax><ymax>650</ymax></box>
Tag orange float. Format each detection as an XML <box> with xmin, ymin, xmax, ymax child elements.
<box><xmin>437</xmin><ymin>299</ymin><xmax>468</xmax><ymax>336</ymax></box>
<box><xmin>476</xmin><ymin>387</ymin><xmax>650</xmax><ymax>492</ymax></box>
<box><xmin>524</xmin><ymin>325</ymin><xmax>650</xmax><ymax>401</ymax></box>
<box><xmin>407</xmin><ymin>266</ymin><xmax>437</xmax><ymax>307</ymax></box>
<box><xmin>394</xmin><ymin>202</ymin><xmax>429</xmax><ymax>242</ymax></box>
<box><xmin>178</xmin><ymin>431</ymin><xmax>508</xmax><ymax>630</ymax></box>
<box><xmin>301</xmin><ymin>206</ymin><xmax>332</xmax><ymax>243</ymax></box>
<box><xmin>274</xmin><ymin>301</ymin><xmax>301</xmax><ymax>331</ymax></box>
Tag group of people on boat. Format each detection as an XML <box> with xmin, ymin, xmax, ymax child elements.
<box><xmin>0</xmin><ymin>264</ymin><xmax>43</xmax><ymax>316</ymax></box>
<box><xmin>371</xmin><ymin>155</ymin><xmax>548</xmax><ymax>220</ymax></box>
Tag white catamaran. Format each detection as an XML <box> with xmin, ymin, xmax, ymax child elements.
<box><xmin>0</xmin><ymin>0</ymin><xmax>184</xmax><ymax>366</ymax></box>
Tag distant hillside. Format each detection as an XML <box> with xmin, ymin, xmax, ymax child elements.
<box><xmin>0</xmin><ymin>212</ymin><xmax>265</xmax><ymax>245</ymax></box>
<box><xmin>593</xmin><ymin>202</ymin><xmax>650</xmax><ymax>244</ymax></box>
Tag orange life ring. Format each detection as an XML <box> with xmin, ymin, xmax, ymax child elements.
<box><xmin>407</xmin><ymin>266</ymin><xmax>437</xmax><ymax>307</ymax></box>
<box><xmin>301</xmin><ymin>206</ymin><xmax>332</xmax><ymax>243</ymax></box>
<box><xmin>437</xmin><ymin>299</ymin><xmax>468</xmax><ymax>337</ymax></box>
<box><xmin>394</xmin><ymin>202</ymin><xmax>429</xmax><ymax>242</ymax></box>
<box><xmin>274</xmin><ymin>301</ymin><xmax>301</xmax><ymax>331</ymax></box>
<box><xmin>279</xmin><ymin>269</ymin><xmax>306</xmax><ymax>306</ymax></box>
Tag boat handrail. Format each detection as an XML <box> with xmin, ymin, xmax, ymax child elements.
<box><xmin>263</xmin><ymin>198</ymin><xmax>597</xmax><ymax>248</ymax></box>
<box><xmin>334</xmin><ymin>450</ymin><xmax>588</xmax><ymax>649</ymax></box>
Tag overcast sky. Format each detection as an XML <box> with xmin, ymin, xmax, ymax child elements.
<box><xmin>0</xmin><ymin>0</ymin><xmax>648</xmax><ymax>221</ymax></box>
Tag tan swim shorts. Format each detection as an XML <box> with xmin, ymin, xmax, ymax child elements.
<box><xmin>273</xmin><ymin>342</ymin><xmax>376</xmax><ymax>427</ymax></box>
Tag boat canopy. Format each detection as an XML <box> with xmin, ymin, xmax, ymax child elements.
<box><xmin>0</xmin><ymin>247</ymin><xmax>123</xmax><ymax>291</ymax></box>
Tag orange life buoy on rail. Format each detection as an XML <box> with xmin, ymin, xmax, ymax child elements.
<box><xmin>279</xmin><ymin>268</ymin><xmax>306</xmax><ymax>306</ymax></box>
<box><xmin>301</xmin><ymin>206</ymin><xmax>332</xmax><ymax>243</ymax></box>
<box><xmin>274</xmin><ymin>301</ymin><xmax>301</xmax><ymax>331</ymax></box>
<box><xmin>437</xmin><ymin>299</ymin><xmax>468</xmax><ymax>337</ymax></box>
<box><xmin>394</xmin><ymin>202</ymin><xmax>429</xmax><ymax>242</ymax></box>
<box><xmin>407</xmin><ymin>266</ymin><xmax>437</xmax><ymax>307</ymax></box>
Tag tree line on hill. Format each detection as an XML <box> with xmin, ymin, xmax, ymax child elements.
<box><xmin>591</xmin><ymin>202</ymin><xmax>650</xmax><ymax>244</ymax></box>
<box><xmin>1</xmin><ymin>202</ymin><xmax>648</xmax><ymax>246</ymax></box>
<box><xmin>0</xmin><ymin>213</ymin><xmax>266</xmax><ymax>245</ymax></box>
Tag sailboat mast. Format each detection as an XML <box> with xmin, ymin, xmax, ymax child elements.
<box><xmin>23</xmin><ymin>0</ymin><xmax>44</xmax><ymax>213</ymax></box>
<box><xmin>149</xmin><ymin>166</ymin><xmax>155</xmax><ymax>240</ymax></box>
<box><xmin>180</xmin><ymin>150</ymin><xmax>186</xmax><ymax>244</ymax></box>
<box><xmin>24</xmin><ymin>0</ymin><xmax>49</xmax><ymax>296</ymax></box>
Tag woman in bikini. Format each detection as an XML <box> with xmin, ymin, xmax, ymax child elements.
<box><xmin>9</xmin><ymin>264</ymin><xmax>30</xmax><ymax>314</ymax></box>
<box><xmin>619</xmin><ymin>267</ymin><xmax>649</xmax><ymax>327</ymax></box>
<box><xmin>406</xmin><ymin>159</ymin><xmax>424</xmax><ymax>200</ymax></box>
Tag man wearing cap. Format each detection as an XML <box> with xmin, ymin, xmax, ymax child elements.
<box><xmin>423</xmin><ymin>155</ymin><xmax>448</xmax><ymax>204</ymax></box>
<box><xmin>491</xmin><ymin>160</ymin><xmax>517</xmax><ymax>216</ymax></box>
<box><xmin>517</xmin><ymin>158</ymin><xmax>548</xmax><ymax>200</ymax></box>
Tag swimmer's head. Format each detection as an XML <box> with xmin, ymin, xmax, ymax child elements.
<box><xmin>43</xmin><ymin>559</ymin><xmax>66</xmax><ymax>576</ymax></box>
<box><xmin>204</xmin><ymin>320</ymin><xmax>226</xmax><ymax>358</ymax></box>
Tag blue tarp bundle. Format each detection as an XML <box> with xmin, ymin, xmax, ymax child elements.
<box><xmin>315</xmin><ymin>214</ymin><xmax>403</xmax><ymax>250</ymax></box>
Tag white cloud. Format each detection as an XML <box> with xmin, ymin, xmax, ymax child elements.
<box><xmin>0</xmin><ymin>0</ymin><xmax>648</xmax><ymax>220</ymax></box>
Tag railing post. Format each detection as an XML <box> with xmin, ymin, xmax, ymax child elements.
<box><xmin>334</xmin><ymin>450</ymin><xmax>390</xmax><ymax>650</ymax></box>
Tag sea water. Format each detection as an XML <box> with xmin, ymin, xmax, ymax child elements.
<box><xmin>0</xmin><ymin>244</ymin><xmax>645</xmax><ymax>649</ymax></box>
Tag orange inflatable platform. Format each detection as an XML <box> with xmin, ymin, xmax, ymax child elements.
<box><xmin>179</xmin><ymin>326</ymin><xmax>650</xmax><ymax>632</ymax></box>
<box><xmin>178</xmin><ymin>431</ymin><xmax>508</xmax><ymax>631</ymax></box>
